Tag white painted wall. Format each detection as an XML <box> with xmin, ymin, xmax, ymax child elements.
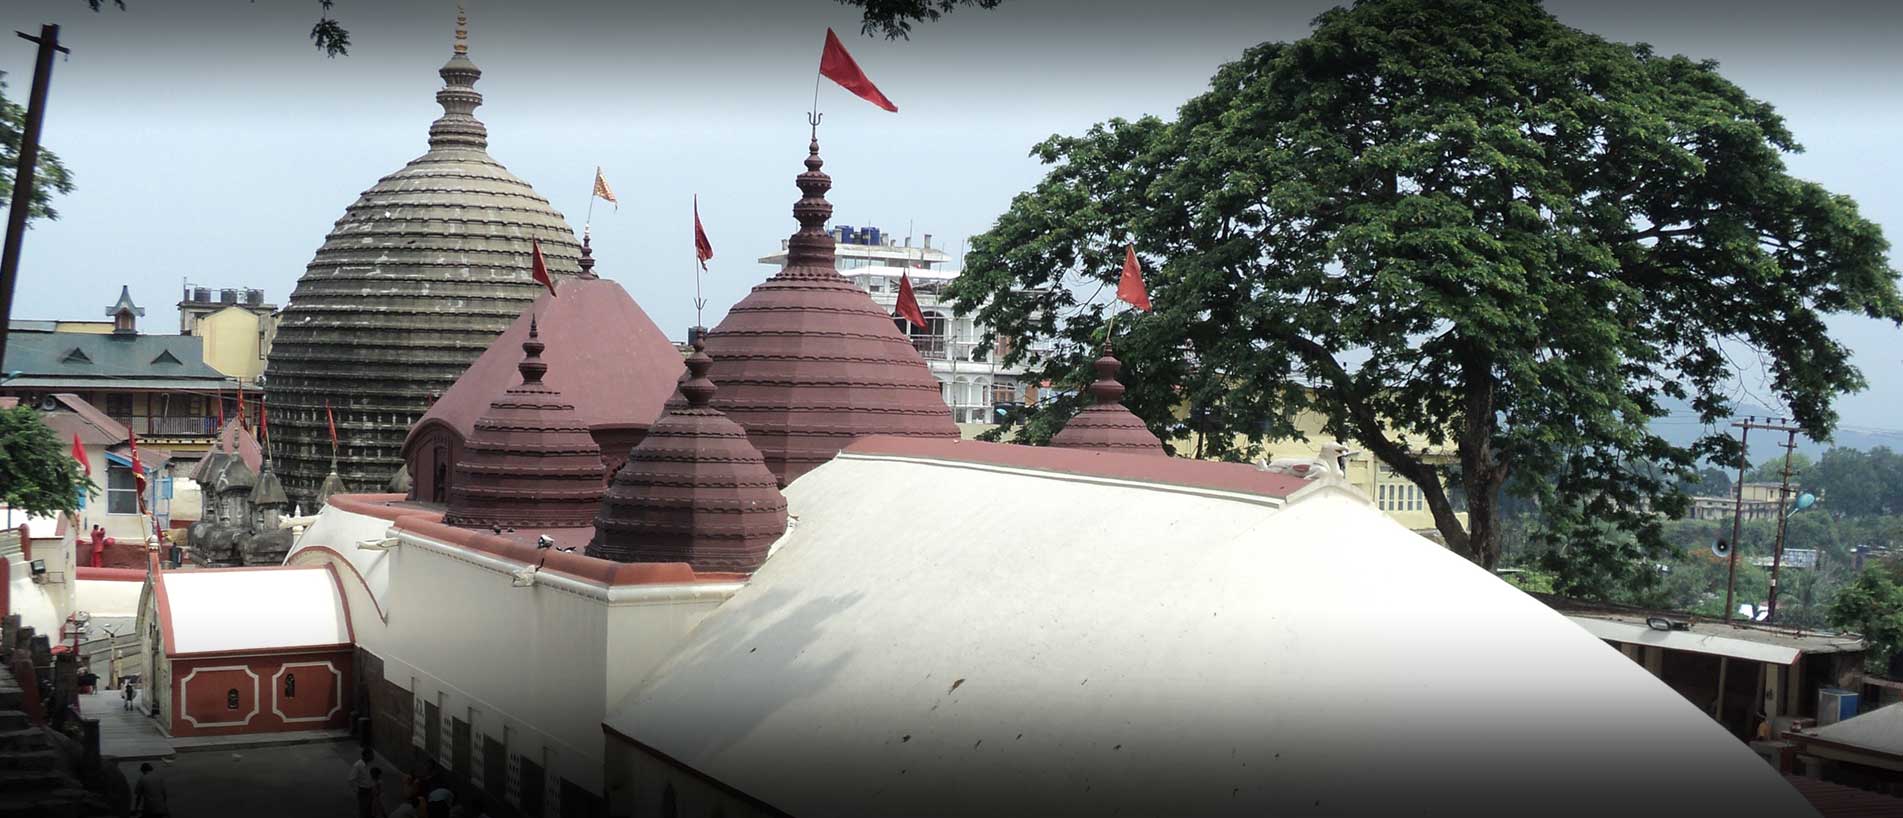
<box><xmin>286</xmin><ymin>504</ymin><xmax>742</xmax><ymax>804</ymax></box>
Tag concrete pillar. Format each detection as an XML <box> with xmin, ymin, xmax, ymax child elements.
<box><xmin>1643</xmin><ymin>646</ymin><xmax>1664</xmax><ymax>677</ymax></box>
<box><xmin>1764</xmin><ymin>663</ymin><xmax>1784</xmax><ymax>721</ymax></box>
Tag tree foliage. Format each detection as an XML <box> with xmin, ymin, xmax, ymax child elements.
<box><xmin>0</xmin><ymin>405</ymin><xmax>90</xmax><ymax>518</ymax></box>
<box><xmin>1829</xmin><ymin>565</ymin><xmax>1903</xmax><ymax>671</ymax></box>
<box><xmin>840</xmin><ymin>0</ymin><xmax>1006</xmax><ymax>39</ymax></box>
<box><xmin>0</xmin><ymin>75</ymin><xmax>75</xmax><ymax>224</ymax></box>
<box><xmin>947</xmin><ymin>0</ymin><xmax>1902</xmax><ymax>574</ymax></box>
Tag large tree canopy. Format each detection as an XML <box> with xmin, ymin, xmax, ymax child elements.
<box><xmin>0</xmin><ymin>405</ymin><xmax>90</xmax><ymax>518</ymax></box>
<box><xmin>947</xmin><ymin>0</ymin><xmax>1902</xmax><ymax>581</ymax></box>
<box><xmin>0</xmin><ymin>74</ymin><xmax>74</xmax><ymax>224</ymax></box>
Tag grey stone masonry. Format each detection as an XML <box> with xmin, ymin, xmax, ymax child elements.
<box><xmin>264</xmin><ymin>44</ymin><xmax>582</xmax><ymax>508</ymax></box>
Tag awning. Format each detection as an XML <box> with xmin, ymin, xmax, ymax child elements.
<box><xmin>1567</xmin><ymin>615</ymin><xmax>1801</xmax><ymax>665</ymax></box>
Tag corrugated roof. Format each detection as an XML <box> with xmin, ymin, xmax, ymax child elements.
<box><xmin>1</xmin><ymin>393</ymin><xmax>129</xmax><ymax>446</ymax></box>
<box><xmin>2</xmin><ymin>331</ymin><xmax>228</xmax><ymax>387</ymax></box>
<box><xmin>1541</xmin><ymin>594</ymin><xmax>1864</xmax><ymax>658</ymax></box>
<box><xmin>1785</xmin><ymin>775</ymin><xmax>1903</xmax><ymax>817</ymax></box>
<box><xmin>610</xmin><ymin>449</ymin><xmax>1817</xmax><ymax>817</ymax></box>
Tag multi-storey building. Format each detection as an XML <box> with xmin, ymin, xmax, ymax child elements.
<box><xmin>759</xmin><ymin>226</ymin><xmax>1034</xmax><ymax>430</ymax></box>
<box><xmin>177</xmin><ymin>283</ymin><xmax>278</xmax><ymax>386</ymax></box>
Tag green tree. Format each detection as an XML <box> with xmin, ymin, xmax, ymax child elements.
<box><xmin>1744</xmin><ymin>450</ymin><xmax>1811</xmax><ymax>485</ymax></box>
<box><xmin>947</xmin><ymin>0</ymin><xmax>1901</xmax><ymax>574</ymax></box>
<box><xmin>0</xmin><ymin>405</ymin><xmax>90</xmax><ymax>518</ymax></box>
<box><xmin>1829</xmin><ymin>566</ymin><xmax>1903</xmax><ymax>671</ymax></box>
<box><xmin>844</xmin><ymin>0</ymin><xmax>1006</xmax><ymax>39</ymax></box>
<box><xmin>0</xmin><ymin>74</ymin><xmax>74</xmax><ymax>224</ymax></box>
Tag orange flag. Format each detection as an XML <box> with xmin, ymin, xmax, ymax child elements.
<box><xmin>819</xmin><ymin>28</ymin><xmax>898</xmax><ymax>112</ymax></box>
<box><xmin>530</xmin><ymin>239</ymin><xmax>557</xmax><ymax>297</ymax></box>
<box><xmin>1117</xmin><ymin>244</ymin><xmax>1151</xmax><ymax>311</ymax></box>
<box><xmin>895</xmin><ymin>271</ymin><xmax>927</xmax><ymax>330</ymax></box>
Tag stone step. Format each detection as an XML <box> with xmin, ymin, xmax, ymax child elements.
<box><xmin>0</xmin><ymin>767</ymin><xmax>71</xmax><ymax>792</ymax></box>
<box><xmin>0</xmin><ymin>787</ymin><xmax>95</xmax><ymax>818</ymax></box>
<box><xmin>0</xmin><ymin>749</ymin><xmax>61</xmax><ymax>772</ymax></box>
<box><xmin>0</xmin><ymin>728</ymin><xmax>48</xmax><ymax>753</ymax></box>
<box><xmin>0</xmin><ymin>689</ymin><xmax>22</xmax><ymax>711</ymax></box>
<box><xmin>0</xmin><ymin>711</ymin><xmax>28</xmax><ymax>732</ymax></box>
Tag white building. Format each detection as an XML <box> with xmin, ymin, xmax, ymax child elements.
<box><xmin>760</xmin><ymin>226</ymin><xmax>1035</xmax><ymax>429</ymax></box>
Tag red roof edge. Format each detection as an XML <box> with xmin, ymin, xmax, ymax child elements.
<box><xmin>76</xmin><ymin>566</ymin><xmax>145</xmax><ymax>582</ymax></box>
<box><xmin>839</xmin><ymin>436</ymin><xmax>1310</xmax><ymax>501</ymax></box>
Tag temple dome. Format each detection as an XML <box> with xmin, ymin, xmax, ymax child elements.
<box><xmin>1049</xmin><ymin>354</ymin><xmax>1166</xmax><ymax>455</ymax></box>
<box><xmin>697</xmin><ymin>134</ymin><xmax>956</xmax><ymax>486</ymax></box>
<box><xmin>264</xmin><ymin>34</ymin><xmax>583</xmax><ymax>510</ymax></box>
<box><xmin>443</xmin><ymin>317</ymin><xmax>606</xmax><ymax>530</ymax></box>
<box><xmin>589</xmin><ymin>342</ymin><xmax>787</xmax><ymax>573</ymax></box>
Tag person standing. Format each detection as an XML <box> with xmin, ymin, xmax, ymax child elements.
<box><xmin>89</xmin><ymin>525</ymin><xmax>106</xmax><ymax>569</ymax></box>
<box><xmin>133</xmin><ymin>762</ymin><xmax>170</xmax><ymax>818</ymax></box>
<box><xmin>349</xmin><ymin>747</ymin><xmax>377</xmax><ymax>818</ymax></box>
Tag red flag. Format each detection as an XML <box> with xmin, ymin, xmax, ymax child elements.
<box><xmin>236</xmin><ymin>382</ymin><xmax>248</xmax><ymax>429</ymax></box>
<box><xmin>530</xmin><ymin>238</ymin><xmax>557</xmax><ymax>297</ymax></box>
<box><xmin>1117</xmin><ymin>244</ymin><xmax>1151</xmax><ymax>311</ymax></box>
<box><xmin>214</xmin><ymin>388</ymin><xmax>225</xmax><ymax>428</ymax></box>
<box><xmin>325</xmin><ymin>400</ymin><xmax>339</xmax><ymax>454</ymax></box>
<box><xmin>819</xmin><ymin>28</ymin><xmax>898</xmax><ymax>113</ymax></box>
<box><xmin>694</xmin><ymin>196</ymin><xmax>714</xmax><ymax>270</ymax></box>
<box><xmin>895</xmin><ymin>271</ymin><xmax>927</xmax><ymax>330</ymax></box>
<box><xmin>260</xmin><ymin>399</ymin><xmax>269</xmax><ymax>448</ymax></box>
<box><xmin>70</xmin><ymin>433</ymin><xmax>90</xmax><ymax>477</ymax></box>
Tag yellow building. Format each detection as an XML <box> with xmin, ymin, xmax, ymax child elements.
<box><xmin>194</xmin><ymin>304</ymin><xmax>276</xmax><ymax>384</ymax></box>
<box><xmin>1176</xmin><ymin>405</ymin><xmax>1470</xmax><ymax>538</ymax></box>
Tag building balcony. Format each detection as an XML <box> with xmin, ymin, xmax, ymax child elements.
<box><xmin>118</xmin><ymin>415</ymin><xmax>215</xmax><ymax>436</ymax></box>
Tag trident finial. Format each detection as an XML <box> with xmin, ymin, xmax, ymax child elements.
<box><xmin>454</xmin><ymin>1</ymin><xmax>469</xmax><ymax>55</ymax></box>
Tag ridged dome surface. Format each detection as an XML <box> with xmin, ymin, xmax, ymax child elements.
<box><xmin>589</xmin><ymin>343</ymin><xmax>787</xmax><ymax>573</ymax></box>
<box><xmin>443</xmin><ymin>318</ymin><xmax>606</xmax><ymax>529</ymax></box>
<box><xmin>265</xmin><ymin>45</ymin><xmax>582</xmax><ymax>508</ymax></box>
<box><xmin>1049</xmin><ymin>354</ymin><xmax>1166</xmax><ymax>455</ymax></box>
<box><xmin>698</xmin><ymin>135</ymin><xmax>956</xmax><ymax>486</ymax></box>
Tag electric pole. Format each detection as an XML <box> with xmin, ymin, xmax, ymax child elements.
<box><xmin>1723</xmin><ymin>417</ymin><xmax>1801</xmax><ymax>622</ymax></box>
<box><xmin>0</xmin><ymin>24</ymin><xmax>69</xmax><ymax>368</ymax></box>
<box><xmin>1765</xmin><ymin>426</ymin><xmax>1802</xmax><ymax>622</ymax></box>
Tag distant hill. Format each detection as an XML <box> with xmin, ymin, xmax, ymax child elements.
<box><xmin>1648</xmin><ymin>399</ymin><xmax>1903</xmax><ymax>461</ymax></box>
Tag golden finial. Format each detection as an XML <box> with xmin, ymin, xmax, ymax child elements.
<box><xmin>453</xmin><ymin>1</ymin><xmax>469</xmax><ymax>55</ymax></box>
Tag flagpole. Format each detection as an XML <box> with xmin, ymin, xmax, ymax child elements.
<box><xmin>585</xmin><ymin>171</ymin><xmax>597</xmax><ymax>235</ymax></box>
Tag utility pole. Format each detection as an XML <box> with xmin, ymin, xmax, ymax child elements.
<box><xmin>1765</xmin><ymin>426</ymin><xmax>1802</xmax><ymax>622</ymax></box>
<box><xmin>1722</xmin><ymin>418</ymin><xmax>1754</xmax><ymax>622</ymax></box>
<box><xmin>0</xmin><ymin>24</ymin><xmax>69</xmax><ymax>369</ymax></box>
<box><xmin>1724</xmin><ymin>417</ymin><xmax>1802</xmax><ymax>622</ymax></box>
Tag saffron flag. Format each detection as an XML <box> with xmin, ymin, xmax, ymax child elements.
<box><xmin>1117</xmin><ymin>244</ymin><xmax>1151</xmax><ymax>311</ymax></box>
<box><xmin>895</xmin><ymin>271</ymin><xmax>927</xmax><ymax>330</ymax></box>
<box><xmin>215</xmin><ymin>388</ymin><xmax>225</xmax><ymax>428</ymax></box>
<box><xmin>694</xmin><ymin>196</ymin><xmax>714</xmax><ymax>270</ymax></box>
<box><xmin>326</xmin><ymin>400</ymin><xmax>339</xmax><ymax>454</ymax></box>
<box><xmin>530</xmin><ymin>239</ymin><xmax>557</xmax><ymax>297</ymax></box>
<box><xmin>236</xmin><ymin>382</ymin><xmax>248</xmax><ymax>429</ymax></box>
<box><xmin>819</xmin><ymin>28</ymin><xmax>898</xmax><ymax>113</ymax></box>
<box><xmin>71</xmin><ymin>433</ymin><xmax>90</xmax><ymax>477</ymax></box>
<box><xmin>593</xmin><ymin>167</ymin><xmax>618</xmax><ymax>210</ymax></box>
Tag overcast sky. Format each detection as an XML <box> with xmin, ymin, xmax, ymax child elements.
<box><xmin>3</xmin><ymin>0</ymin><xmax>1901</xmax><ymax>436</ymax></box>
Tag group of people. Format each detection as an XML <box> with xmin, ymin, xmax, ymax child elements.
<box><xmin>351</xmin><ymin>748</ymin><xmax>490</xmax><ymax>818</ymax></box>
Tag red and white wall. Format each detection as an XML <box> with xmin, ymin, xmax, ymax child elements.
<box><xmin>167</xmin><ymin>649</ymin><xmax>353</xmax><ymax>737</ymax></box>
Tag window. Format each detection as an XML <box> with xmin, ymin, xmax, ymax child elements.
<box><xmin>283</xmin><ymin>673</ymin><xmax>296</xmax><ymax>699</ymax></box>
<box><xmin>107</xmin><ymin>464</ymin><xmax>139</xmax><ymax>514</ymax></box>
<box><xmin>105</xmin><ymin>393</ymin><xmax>133</xmax><ymax>419</ymax></box>
<box><xmin>226</xmin><ymin>688</ymin><xmax>240</xmax><ymax>710</ymax></box>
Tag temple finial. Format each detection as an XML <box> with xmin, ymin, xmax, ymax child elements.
<box><xmin>520</xmin><ymin>314</ymin><xmax>548</xmax><ymax>384</ymax></box>
<box><xmin>454</xmin><ymin>1</ymin><xmax>469</xmax><ymax>55</ymax></box>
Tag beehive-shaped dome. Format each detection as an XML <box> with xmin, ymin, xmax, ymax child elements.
<box><xmin>698</xmin><ymin>134</ymin><xmax>956</xmax><ymax>486</ymax></box>
<box><xmin>1049</xmin><ymin>354</ymin><xmax>1166</xmax><ymax>455</ymax></box>
<box><xmin>443</xmin><ymin>317</ymin><xmax>606</xmax><ymax>529</ymax></box>
<box><xmin>265</xmin><ymin>22</ymin><xmax>583</xmax><ymax>509</ymax></box>
<box><xmin>590</xmin><ymin>342</ymin><xmax>787</xmax><ymax>573</ymax></box>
